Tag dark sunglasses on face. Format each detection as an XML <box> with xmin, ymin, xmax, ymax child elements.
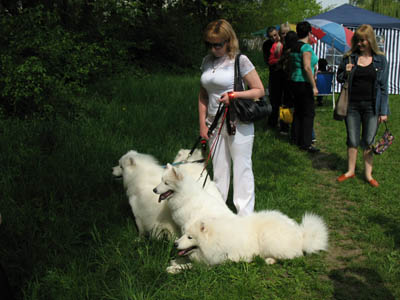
<box><xmin>205</xmin><ymin>41</ymin><xmax>226</xmax><ymax>49</ymax></box>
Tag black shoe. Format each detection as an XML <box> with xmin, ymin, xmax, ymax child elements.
<box><xmin>300</xmin><ymin>145</ymin><xmax>320</xmax><ymax>153</ymax></box>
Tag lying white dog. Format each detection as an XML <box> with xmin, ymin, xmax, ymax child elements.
<box><xmin>112</xmin><ymin>150</ymin><xmax>180</xmax><ymax>239</ymax></box>
<box><xmin>153</xmin><ymin>164</ymin><xmax>234</xmax><ymax>230</ymax></box>
<box><xmin>167</xmin><ymin>210</ymin><xmax>328</xmax><ymax>273</ymax></box>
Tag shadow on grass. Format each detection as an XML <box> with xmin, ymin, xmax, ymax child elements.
<box><xmin>329</xmin><ymin>267</ymin><xmax>395</xmax><ymax>300</ymax></box>
<box><xmin>310</xmin><ymin>151</ymin><xmax>345</xmax><ymax>172</ymax></box>
<box><xmin>368</xmin><ymin>214</ymin><xmax>400</xmax><ymax>249</ymax></box>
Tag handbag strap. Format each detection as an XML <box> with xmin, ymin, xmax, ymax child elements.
<box><xmin>345</xmin><ymin>56</ymin><xmax>353</xmax><ymax>83</ymax></box>
<box><xmin>234</xmin><ymin>53</ymin><xmax>245</xmax><ymax>92</ymax></box>
<box><xmin>383</xmin><ymin>121</ymin><xmax>389</xmax><ymax>131</ymax></box>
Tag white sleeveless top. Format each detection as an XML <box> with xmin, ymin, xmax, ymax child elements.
<box><xmin>200</xmin><ymin>54</ymin><xmax>255</xmax><ymax>116</ymax></box>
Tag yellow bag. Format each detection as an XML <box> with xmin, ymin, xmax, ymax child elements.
<box><xmin>279</xmin><ymin>106</ymin><xmax>293</xmax><ymax>124</ymax></box>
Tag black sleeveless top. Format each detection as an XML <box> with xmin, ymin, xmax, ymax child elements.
<box><xmin>350</xmin><ymin>63</ymin><xmax>376</xmax><ymax>102</ymax></box>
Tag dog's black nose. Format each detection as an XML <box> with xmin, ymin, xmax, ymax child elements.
<box><xmin>174</xmin><ymin>242</ymin><xmax>178</xmax><ymax>248</ymax></box>
<box><xmin>153</xmin><ymin>188</ymin><xmax>157</xmax><ymax>194</ymax></box>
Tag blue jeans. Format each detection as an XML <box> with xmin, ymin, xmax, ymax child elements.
<box><xmin>345</xmin><ymin>101</ymin><xmax>378</xmax><ymax>149</ymax></box>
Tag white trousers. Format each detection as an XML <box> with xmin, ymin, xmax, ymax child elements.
<box><xmin>207</xmin><ymin>117</ymin><xmax>255</xmax><ymax>216</ymax></box>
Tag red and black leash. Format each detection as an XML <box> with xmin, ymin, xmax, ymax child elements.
<box><xmin>200</xmin><ymin>103</ymin><xmax>228</xmax><ymax>188</ymax></box>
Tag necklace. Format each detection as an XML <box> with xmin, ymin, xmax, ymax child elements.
<box><xmin>212</xmin><ymin>56</ymin><xmax>225</xmax><ymax>73</ymax></box>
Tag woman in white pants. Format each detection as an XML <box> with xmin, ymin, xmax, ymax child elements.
<box><xmin>198</xmin><ymin>19</ymin><xmax>265</xmax><ymax>216</ymax></box>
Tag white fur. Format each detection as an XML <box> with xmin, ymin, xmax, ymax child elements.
<box><xmin>173</xmin><ymin>149</ymin><xmax>223</xmax><ymax>202</ymax></box>
<box><xmin>172</xmin><ymin>210</ymin><xmax>328</xmax><ymax>269</ymax></box>
<box><xmin>153</xmin><ymin>164</ymin><xmax>234</xmax><ymax>230</ymax></box>
<box><xmin>112</xmin><ymin>150</ymin><xmax>180</xmax><ymax>239</ymax></box>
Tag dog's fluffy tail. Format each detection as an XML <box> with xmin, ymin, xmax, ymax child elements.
<box><xmin>300</xmin><ymin>213</ymin><xmax>328</xmax><ymax>254</ymax></box>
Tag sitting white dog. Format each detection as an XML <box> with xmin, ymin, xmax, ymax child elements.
<box><xmin>167</xmin><ymin>210</ymin><xmax>328</xmax><ymax>273</ymax></box>
<box><xmin>153</xmin><ymin>164</ymin><xmax>234</xmax><ymax>230</ymax></box>
<box><xmin>112</xmin><ymin>150</ymin><xmax>180</xmax><ymax>239</ymax></box>
<box><xmin>112</xmin><ymin>149</ymin><xmax>224</xmax><ymax>239</ymax></box>
<box><xmin>173</xmin><ymin>148</ymin><xmax>223</xmax><ymax>202</ymax></box>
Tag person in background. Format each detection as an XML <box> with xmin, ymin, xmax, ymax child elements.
<box><xmin>336</xmin><ymin>24</ymin><xmax>389</xmax><ymax>187</ymax></box>
<box><xmin>199</xmin><ymin>19</ymin><xmax>265</xmax><ymax>215</ymax></box>
<box><xmin>279</xmin><ymin>30</ymin><xmax>298</xmax><ymax>142</ymax></box>
<box><xmin>277</xmin><ymin>23</ymin><xmax>291</xmax><ymax>135</ymax></box>
<box><xmin>290</xmin><ymin>21</ymin><xmax>319</xmax><ymax>153</ymax></box>
<box><xmin>262</xmin><ymin>26</ymin><xmax>277</xmax><ymax>67</ymax></box>
<box><xmin>316</xmin><ymin>58</ymin><xmax>328</xmax><ymax>106</ymax></box>
<box><xmin>264</xmin><ymin>26</ymin><xmax>283</xmax><ymax>129</ymax></box>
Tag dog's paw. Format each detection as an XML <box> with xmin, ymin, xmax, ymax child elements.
<box><xmin>265</xmin><ymin>258</ymin><xmax>276</xmax><ymax>265</ymax></box>
<box><xmin>169</xmin><ymin>259</ymin><xmax>178</xmax><ymax>266</ymax></box>
<box><xmin>166</xmin><ymin>262</ymin><xmax>193</xmax><ymax>274</ymax></box>
<box><xmin>166</xmin><ymin>265</ymin><xmax>183</xmax><ymax>274</ymax></box>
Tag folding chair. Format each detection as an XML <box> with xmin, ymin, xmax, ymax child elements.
<box><xmin>316</xmin><ymin>71</ymin><xmax>335</xmax><ymax>108</ymax></box>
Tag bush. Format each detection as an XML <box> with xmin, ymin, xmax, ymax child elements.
<box><xmin>0</xmin><ymin>6</ymin><xmax>113</xmax><ymax>118</ymax></box>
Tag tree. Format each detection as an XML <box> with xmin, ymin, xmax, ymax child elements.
<box><xmin>350</xmin><ymin>0</ymin><xmax>400</xmax><ymax>18</ymax></box>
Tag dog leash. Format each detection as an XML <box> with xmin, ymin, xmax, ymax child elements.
<box><xmin>184</xmin><ymin>102</ymin><xmax>225</xmax><ymax>161</ymax></box>
<box><xmin>200</xmin><ymin>103</ymin><xmax>229</xmax><ymax>188</ymax></box>
<box><xmin>162</xmin><ymin>159</ymin><xmax>206</xmax><ymax>168</ymax></box>
<box><xmin>162</xmin><ymin>103</ymin><xmax>227</xmax><ymax>189</ymax></box>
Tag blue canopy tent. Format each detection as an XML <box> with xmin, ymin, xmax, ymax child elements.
<box><xmin>308</xmin><ymin>4</ymin><xmax>400</xmax><ymax>29</ymax></box>
<box><xmin>307</xmin><ymin>4</ymin><xmax>400</xmax><ymax>94</ymax></box>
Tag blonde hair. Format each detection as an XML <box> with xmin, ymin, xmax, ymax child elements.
<box><xmin>279</xmin><ymin>23</ymin><xmax>290</xmax><ymax>35</ymax></box>
<box><xmin>203</xmin><ymin>19</ymin><xmax>239</xmax><ymax>59</ymax></box>
<box><xmin>346</xmin><ymin>24</ymin><xmax>384</xmax><ymax>57</ymax></box>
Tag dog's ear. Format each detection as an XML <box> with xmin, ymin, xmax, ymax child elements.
<box><xmin>128</xmin><ymin>157</ymin><xmax>136</xmax><ymax>166</ymax></box>
<box><xmin>171</xmin><ymin>166</ymin><xmax>183</xmax><ymax>181</ymax></box>
<box><xmin>200</xmin><ymin>221</ymin><xmax>207</xmax><ymax>233</ymax></box>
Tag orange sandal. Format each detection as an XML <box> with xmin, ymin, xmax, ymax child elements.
<box><xmin>337</xmin><ymin>174</ymin><xmax>355</xmax><ymax>182</ymax></box>
<box><xmin>368</xmin><ymin>179</ymin><xmax>379</xmax><ymax>187</ymax></box>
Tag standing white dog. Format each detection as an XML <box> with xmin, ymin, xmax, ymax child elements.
<box><xmin>167</xmin><ymin>210</ymin><xmax>328</xmax><ymax>273</ymax></box>
<box><xmin>112</xmin><ymin>150</ymin><xmax>180</xmax><ymax>238</ymax></box>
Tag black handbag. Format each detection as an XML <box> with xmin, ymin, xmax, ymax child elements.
<box><xmin>231</xmin><ymin>53</ymin><xmax>271</xmax><ymax>123</ymax></box>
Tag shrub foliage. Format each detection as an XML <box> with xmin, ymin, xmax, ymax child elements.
<box><xmin>0</xmin><ymin>0</ymin><xmax>322</xmax><ymax>118</ymax></box>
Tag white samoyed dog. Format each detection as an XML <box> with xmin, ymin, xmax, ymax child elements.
<box><xmin>112</xmin><ymin>150</ymin><xmax>180</xmax><ymax>239</ymax></box>
<box><xmin>112</xmin><ymin>149</ymin><xmax>223</xmax><ymax>238</ymax></box>
<box><xmin>167</xmin><ymin>210</ymin><xmax>328</xmax><ymax>273</ymax></box>
<box><xmin>173</xmin><ymin>148</ymin><xmax>223</xmax><ymax>202</ymax></box>
<box><xmin>153</xmin><ymin>164</ymin><xmax>234</xmax><ymax>230</ymax></box>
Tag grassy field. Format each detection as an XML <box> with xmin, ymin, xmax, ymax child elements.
<box><xmin>1</xmin><ymin>66</ymin><xmax>399</xmax><ymax>299</ymax></box>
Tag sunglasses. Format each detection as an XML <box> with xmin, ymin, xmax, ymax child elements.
<box><xmin>205</xmin><ymin>41</ymin><xmax>227</xmax><ymax>49</ymax></box>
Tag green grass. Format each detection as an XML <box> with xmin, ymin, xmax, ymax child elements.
<box><xmin>0</xmin><ymin>69</ymin><xmax>399</xmax><ymax>299</ymax></box>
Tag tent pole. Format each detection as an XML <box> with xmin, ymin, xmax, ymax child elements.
<box><xmin>332</xmin><ymin>39</ymin><xmax>336</xmax><ymax>109</ymax></box>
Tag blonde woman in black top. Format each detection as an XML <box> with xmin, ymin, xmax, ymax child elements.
<box><xmin>336</xmin><ymin>24</ymin><xmax>389</xmax><ymax>187</ymax></box>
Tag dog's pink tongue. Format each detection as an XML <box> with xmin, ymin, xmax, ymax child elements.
<box><xmin>158</xmin><ymin>190</ymin><xmax>173</xmax><ymax>202</ymax></box>
<box><xmin>178</xmin><ymin>250</ymin><xmax>186</xmax><ymax>256</ymax></box>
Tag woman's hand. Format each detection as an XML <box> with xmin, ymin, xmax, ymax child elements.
<box><xmin>312</xmin><ymin>86</ymin><xmax>319</xmax><ymax>97</ymax></box>
<box><xmin>345</xmin><ymin>63</ymin><xmax>354</xmax><ymax>72</ymax></box>
<box><xmin>219</xmin><ymin>92</ymin><xmax>231</xmax><ymax>105</ymax></box>
<box><xmin>200</xmin><ymin>123</ymin><xmax>209</xmax><ymax>140</ymax></box>
<box><xmin>378</xmin><ymin>115</ymin><xmax>388</xmax><ymax>123</ymax></box>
